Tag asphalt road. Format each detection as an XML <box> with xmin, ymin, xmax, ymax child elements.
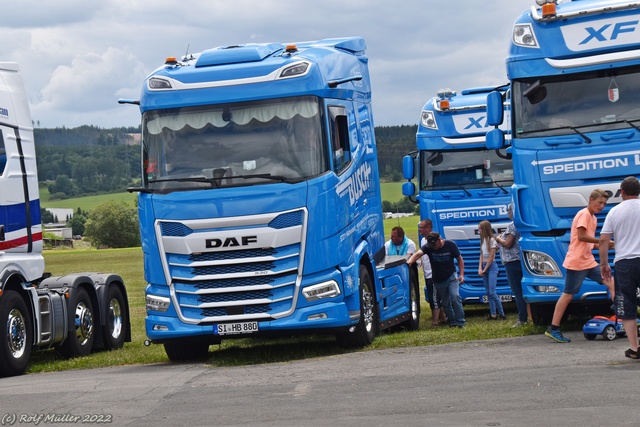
<box><xmin>1</xmin><ymin>330</ymin><xmax>639</xmax><ymax>427</ymax></box>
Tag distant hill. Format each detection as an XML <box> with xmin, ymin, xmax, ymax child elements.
<box><xmin>34</xmin><ymin>124</ymin><xmax>417</xmax><ymax>196</ymax></box>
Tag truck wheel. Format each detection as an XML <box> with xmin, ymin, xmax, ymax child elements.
<box><xmin>103</xmin><ymin>286</ymin><xmax>128</xmax><ymax>350</ymax></box>
<box><xmin>602</xmin><ymin>325</ymin><xmax>617</xmax><ymax>341</ymax></box>
<box><xmin>0</xmin><ymin>291</ymin><xmax>32</xmax><ymax>377</ymax></box>
<box><xmin>403</xmin><ymin>266</ymin><xmax>420</xmax><ymax>331</ymax></box>
<box><xmin>583</xmin><ymin>333</ymin><xmax>597</xmax><ymax>340</ymax></box>
<box><xmin>56</xmin><ymin>288</ymin><xmax>95</xmax><ymax>358</ymax></box>
<box><xmin>530</xmin><ymin>303</ymin><xmax>554</xmax><ymax>326</ymax></box>
<box><xmin>336</xmin><ymin>265</ymin><xmax>377</xmax><ymax>348</ymax></box>
<box><xmin>164</xmin><ymin>342</ymin><xmax>210</xmax><ymax>362</ymax></box>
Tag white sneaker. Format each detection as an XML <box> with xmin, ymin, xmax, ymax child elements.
<box><xmin>512</xmin><ymin>320</ymin><xmax>526</xmax><ymax>328</ymax></box>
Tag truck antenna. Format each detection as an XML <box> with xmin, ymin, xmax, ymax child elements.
<box><xmin>183</xmin><ymin>43</ymin><xmax>191</xmax><ymax>61</ymax></box>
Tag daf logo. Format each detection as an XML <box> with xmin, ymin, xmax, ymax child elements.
<box><xmin>205</xmin><ymin>235</ymin><xmax>258</xmax><ymax>248</ymax></box>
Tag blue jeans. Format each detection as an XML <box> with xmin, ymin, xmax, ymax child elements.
<box><xmin>483</xmin><ymin>261</ymin><xmax>504</xmax><ymax>316</ymax></box>
<box><xmin>434</xmin><ymin>273</ymin><xmax>465</xmax><ymax>326</ymax></box>
<box><xmin>504</xmin><ymin>260</ymin><xmax>527</xmax><ymax>323</ymax></box>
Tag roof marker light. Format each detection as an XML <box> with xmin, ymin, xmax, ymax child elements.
<box><xmin>436</xmin><ymin>88</ymin><xmax>454</xmax><ymax>110</ymax></box>
<box><xmin>285</xmin><ymin>44</ymin><xmax>298</xmax><ymax>53</ymax></box>
<box><xmin>436</xmin><ymin>88</ymin><xmax>454</xmax><ymax>99</ymax></box>
<box><xmin>541</xmin><ymin>2</ymin><xmax>557</xmax><ymax>17</ymax></box>
<box><xmin>535</xmin><ymin>0</ymin><xmax>557</xmax><ymax>18</ymax></box>
<box><xmin>165</xmin><ymin>57</ymin><xmax>178</xmax><ymax>65</ymax></box>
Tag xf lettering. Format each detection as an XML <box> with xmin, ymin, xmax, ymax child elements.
<box><xmin>580</xmin><ymin>20</ymin><xmax>639</xmax><ymax>45</ymax></box>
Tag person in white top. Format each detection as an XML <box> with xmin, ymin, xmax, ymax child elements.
<box><xmin>599</xmin><ymin>176</ymin><xmax>640</xmax><ymax>360</ymax></box>
<box><xmin>478</xmin><ymin>220</ymin><xmax>505</xmax><ymax>321</ymax></box>
<box><xmin>384</xmin><ymin>226</ymin><xmax>416</xmax><ymax>256</ymax></box>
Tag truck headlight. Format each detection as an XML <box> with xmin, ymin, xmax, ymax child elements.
<box><xmin>513</xmin><ymin>24</ymin><xmax>538</xmax><ymax>48</ymax></box>
<box><xmin>524</xmin><ymin>251</ymin><xmax>561</xmax><ymax>277</ymax></box>
<box><xmin>146</xmin><ymin>294</ymin><xmax>171</xmax><ymax>312</ymax></box>
<box><xmin>302</xmin><ymin>281</ymin><xmax>341</xmax><ymax>302</ymax></box>
<box><xmin>421</xmin><ymin>111</ymin><xmax>437</xmax><ymax>129</ymax></box>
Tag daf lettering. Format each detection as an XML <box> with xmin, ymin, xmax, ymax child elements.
<box><xmin>205</xmin><ymin>235</ymin><xmax>258</xmax><ymax>248</ymax></box>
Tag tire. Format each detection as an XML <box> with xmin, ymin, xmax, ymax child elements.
<box><xmin>530</xmin><ymin>304</ymin><xmax>554</xmax><ymax>326</ymax></box>
<box><xmin>602</xmin><ymin>325</ymin><xmax>617</xmax><ymax>341</ymax></box>
<box><xmin>0</xmin><ymin>291</ymin><xmax>33</xmax><ymax>377</ymax></box>
<box><xmin>403</xmin><ymin>266</ymin><xmax>420</xmax><ymax>331</ymax></box>
<box><xmin>164</xmin><ymin>342</ymin><xmax>210</xmax><ymax>362</ymax></box>
<box><xmin>583</xmin><ymin>333</ymin><xmax>597</xmax><ymax>341</ymax></box>
<box><xmin>336</xmin><ymin>265</ymin><xmax>377</xmax><ymax>348</ymax></box>
<box><xmin>103</xmin><ymin>286</ymin><xmax>128</xmax><ymax>350</ymax></box>
<box><xmin>56</xmin><ymin>288</ymin><xmax>95</xmax><ymax>358</ymax></box>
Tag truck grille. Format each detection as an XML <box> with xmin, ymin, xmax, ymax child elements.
<box><xmin>159</xmin><ymin>209</ymin><xmax>305</xmax><ymax>324</ymax></box>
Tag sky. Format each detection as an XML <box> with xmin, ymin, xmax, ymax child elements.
<box><xmin>1</xmin><ymin>0</ymin><xmax>535</xmax><ymax>129</ymax></box>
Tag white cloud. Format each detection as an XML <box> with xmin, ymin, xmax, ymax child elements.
<box><xmin>1</xmin><ymin>0</ymin><xmax>534</xmax><ymax>128</ymax></box>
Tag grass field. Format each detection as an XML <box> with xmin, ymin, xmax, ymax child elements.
<box><xmin>41</xmin><ymin>182</ymin><xmax>404</xmax><ymax>212</ymax></box>
<box><xmin>25</xmin><ymin>180</ymin><xmax>552</xmax><ymax>374</ymax></box>
<box><xmin>380</xmin><ymin>181</ymin><xmax>404</xmax><ymax>204</ymax></box>
<box><xmin>27</xmin><ymin>239</ymin><xmax>549</xmax><ymax>374</ymax></box>
<box><xmin>40</xmin><ymin>189</ymin><xmax>137</xmax><ymax>210</ymax></box>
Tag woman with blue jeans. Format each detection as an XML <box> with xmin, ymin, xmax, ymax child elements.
<box><xmin>478</xmin><ymin>220</ymin><xmax>505</xmax><ymax>320</ymax></box>
<box><xmin>496</xmin><ymin>204</ymin><xmax>529</xmax><ymax>327</ymax></box>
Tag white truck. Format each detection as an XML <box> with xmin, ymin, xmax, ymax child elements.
<box><xmin>0</xmin><ymin>62</ymin><xmax>131</xmax><ymax>376</ymax></box>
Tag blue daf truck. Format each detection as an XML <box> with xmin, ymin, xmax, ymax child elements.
<box><xmin>121</xmin><ymin>37</ymin><xmax>420</xmax><ymax>361</ymax></box>
<box><xmin>485</xmin><ymin>0</ymin><xmax>640</xmax><ymax>323</ymax></box>
<box><xmin>402</xmin><ymin>86</ymin><xmax>514</xmax><ymax>305</ymax></box>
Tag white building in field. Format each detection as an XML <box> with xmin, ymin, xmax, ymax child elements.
<box><xmin>46</xmin><ymin>227</ymin><xmax>73</xmax><ymax>239</ymax></box>
<box><xmin>45</xmin><ymin>208</ymin><xmax>74</xmax><ymax>224</ymax></box>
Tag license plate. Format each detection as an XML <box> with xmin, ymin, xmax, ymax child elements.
<box><xmin>481</xmin><ymin>295</ymin><xmax>513</xmax><ymax>303</ymax></box>
<box><xmin>215</xmin><ymin>322</ymin><xmax>259</xmax><ymax>335</ymax></box>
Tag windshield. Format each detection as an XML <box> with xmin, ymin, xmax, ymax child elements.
<box><xmin>420</xmin><ymin>149</ymin><xmax>513</xmax><ymax>191</ymax></box>
<box><xmin>513</xmin><ymin>65</ymin><xmax>640</xmax><ymax>138</ymax></box>
<box><xmin>141</xmin><ymin>96</ymin><xmax>328</xmax><ymax>191</ymax></box>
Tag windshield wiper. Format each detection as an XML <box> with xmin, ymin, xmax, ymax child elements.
<box><xmin>148</xmin><ymin>173</ymin><xmax>294</xmax><ymax>186</ymax></box>
<box><xmin>491</xmin><ymin>179</ymin><xmax>509</xmax><ymax>194</ymax></box>
<box><xmin>518</xmin><ymin>125</ymin><xmax>591</xmax><ymax>143</ymax></box>
<box><xmin>624</xmin><ymin>120</ymin><xmax>640</xmax><ymax>132</ymax></box>
<box><xmin>458</xmin><ymin>185</ymin><xmax>472</xmax><ymax>197</ymax></box>
<box><xmin>229</xmin><ymin>173</ymin><xmax>292</xmax><ymax>183</ymax></box>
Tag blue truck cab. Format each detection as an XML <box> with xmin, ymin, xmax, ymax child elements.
<box><xmin>485</xmin><ymin>0</ymin><xmax>640</xmax><ymax>323</ymax></box>
<box><xmin>403</xmin><ymin>86</ymin><xmax>514</xmax><ymax>304</ymax></box>
<box><xmin>124</xmin><ymin>37</ymin><xmax>420</xmax><ymax>360</ymax></box>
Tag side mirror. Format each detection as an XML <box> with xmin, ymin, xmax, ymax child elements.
<box><xmin>486</xmin><ymin>128</ymin><xmax>505</xmax><ymax>150</ymax></box>
<box><xmin>402</xmin><ymin>181</ymin><xmax>416</xmax><ymax>197</ymax></box>
<box><xmin>486</xmin><ymin>91</ymin><xmax>504</xmax><ymax>127</ymax></box>
<box><xmin>402</xmin><ymin>155</ymin><xmax>414</xmax><ymax>180</ymax></box>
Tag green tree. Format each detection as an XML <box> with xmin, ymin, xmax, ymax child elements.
<box><xmin>84</xmin><ymin>201</ymin><xmax>140</xmax><ymax>248</ymax></box>
<box><xmin>67</xmin><ymin>213</ymin><xmax>87</xmax><ymax>236</ymax></box>
<box><xmin>49</xmin><ymin>174</ymin><xmax>77</xmax><ymax>197</ymax></box>
<box><xmin>40</xmin><ymin>208</ymin><xmax>54</xmax><ymax>224</ymax></box>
